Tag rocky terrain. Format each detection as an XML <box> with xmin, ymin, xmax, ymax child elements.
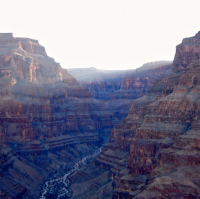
<box><xmin>69</xmin><ymin>62</ymin><xmax>172</xmax><ymax>121</ymax></box>
<box><xmin>0</xmin><ymin>33</ymin><xmax>118</xmax><ymax>199</ymax></box>
<box><xmin>66</xmin><ymin>31</ymin><xmax>200</xmax><ymax>199</ymax></box>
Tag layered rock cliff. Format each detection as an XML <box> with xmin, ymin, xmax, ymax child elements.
<box><xmin>0</xmin><ymin>33</ymin><xmax>117</xmax><ymax>198</ymax></box>
<box><xmin>82</xmin><ymin>31</ymin><xmax>200</xmax><ymax>198</ymax></box>
<box><xmin>104</xmin><ymin>62</ymin><xmax>172</xmax><ymax>120</ymax></box>
<box><xmin>68</xmin><ymin>62</ymin><xmax>172</xmax><ymax>121</ymax></box>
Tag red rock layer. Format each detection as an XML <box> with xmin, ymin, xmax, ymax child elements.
<box><xmin>68</xmin><ymin>62</ymin><xmax>172</xmax><ymax>121</ymax></box>
<box><xmin>104</xmin><ymin>62</ymin><xmax>172</xmax><ymax>120</ymax></box>
<box><xmin>0</xmin><ymin>33</ymin><xmax>117</xmax><ymax>198</ymax></box>
<box><xmin>95</xmin><ymin>31</ymin><xmax>200</xmax><ymax>198</ymax></box>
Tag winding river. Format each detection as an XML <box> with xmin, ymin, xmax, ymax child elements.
<box><xmin>40</xmin><ymin>147</ymin><xmax>102</xmax><ymax>199</ymax></box>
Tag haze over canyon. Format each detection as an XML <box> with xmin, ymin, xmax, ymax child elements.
<box><xmin>0</xmin><ymin>31</ymin><xmax>200</xmax><ymax>199</ymax></box>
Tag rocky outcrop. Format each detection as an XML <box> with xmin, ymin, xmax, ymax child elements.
<box><xmin>0</xmin><ymin>33</ymin><xmax>117</xmax><ymax>198</ymax></box>
<box><xmin>91</xmin><ymin>31</ymin><xmax>200</xmax><ymax>198</ymax></box>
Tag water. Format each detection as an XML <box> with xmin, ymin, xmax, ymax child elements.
<box><xmin>40</xmin><ymin>147</ymin><xmax>102</xmax><ymax>199</ymax></box>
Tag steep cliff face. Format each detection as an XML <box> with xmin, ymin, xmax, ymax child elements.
<box><xmin>92</xmin><ymin>31</ymin><xmax>200</xmax><ymax>198</ymax></box>
<box><xmin>104</xmin><ymin>62</ymin><xmax>172</xmax><ymax>120</ymax></box>
<box><xmin>0</xmin><ymin>33</ymin><xmax>117</xmax><ymax>198</ymax></box>
<box><xmin>68</xmin><ymin>62</ymin><xmax>172</xmax><ymax>121</ymax></box>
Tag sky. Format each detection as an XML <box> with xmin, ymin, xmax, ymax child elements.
<box><xmin>1</xmin><ymin>0</ymin><xmax>200</xmax><ymax>70</ymax></box>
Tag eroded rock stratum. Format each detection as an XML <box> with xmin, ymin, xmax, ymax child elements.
<box><xmin>69</xmin><ymin>31</ymin><xmax>200</xmax><ymax>198</ymax></box>
<box><xmin>1</xmin><ymin>31</ymin><xmax>200</xmax><ymax>199</ymax></box>
<box><xmin>68</xmin><ymin>61</ymin><xmax>172</xmax><ymax>121</ymax></box>
<box><xmin>0</xmin><ymin>33</ymin><xmax>117</xmax><ymax>198</ymax></box>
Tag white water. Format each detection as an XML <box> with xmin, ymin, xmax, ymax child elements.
<box><xmin>40</xmin><ymin>147</ymin><xmax>102</xmax><ymax>199</ymax></box>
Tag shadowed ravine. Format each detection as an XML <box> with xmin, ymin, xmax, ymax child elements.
<box><xmin>40</xmin><ymin>147</ymin><xmax>102</xmax><ymax>199</ymax></box>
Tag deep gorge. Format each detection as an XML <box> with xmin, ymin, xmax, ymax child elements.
<box><xmin>1</xmin><ymin>31</ymin><xmax>200</xmax><ymax>199</ymax></box>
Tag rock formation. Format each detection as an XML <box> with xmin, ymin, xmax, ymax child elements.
<box><xmin>72</xmin><ymin>31</ymin><xmax>200</xmax><ymax>198</ymax></box>
<box><xmin>0</xmin><ymin>33</ymin><xmax>117</xmax><ymax>198</ymax></box>
<box><xmin>68</xmin><ymin>62</ymin><xmax>172</xmax><ymax>121</ymax></box>
<box><xmin>104</xmin><ymin>62</ymin><xmax>172</xmax><ymax>120</ymax></box>
<box><xmin>2</xmin><ymin>30</ymin><xmax>199</xmax><ymax>199</ymax></box>
<box><xmin>68</xmin><ymin>67</ymin><xmax>129</xmax><ymax>101</ymax></box>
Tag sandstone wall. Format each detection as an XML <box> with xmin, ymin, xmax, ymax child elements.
<box><xmin>0</xmin><ymin>33</ymin><xmax>117</xmax><ymax>198</ymax></box>
<box><xmin>104</xmin><ymin>62</ymin><xmax>172</xmax><ymax>120</ymax></box>
<box><xmin>94</xmin><ymin>31</ymin><xmax>200</xmax><ymax>198</ymax></box>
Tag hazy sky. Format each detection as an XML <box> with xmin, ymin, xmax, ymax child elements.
<box><xmin>1</xmin><ymin>0</ymin><xmax>200</xmax><ymax>70</ymax></box>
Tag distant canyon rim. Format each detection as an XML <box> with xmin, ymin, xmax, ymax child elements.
<box><xmin>0</xmin><ymin>31</ymin><xmax>200</xmax><ymax>199</ymax></box>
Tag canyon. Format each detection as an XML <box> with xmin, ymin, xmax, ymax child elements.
<box><xmin>0</xmin><ymin>33</ymin><xmax>117</xmax><ymax>199</ymax></box>
<box><xmin>68</xmin><ymin>61</ymin><xmax>172</xmax><ymax>120</ymax></box>
<box><xmin>0</xmin><ymin>30</ymin><xmax>200</xmax><ymax>199</ymax></box>
<box><xmin>67</xmin><ymin>31</ymin><xmax>200</xmax><ymax>199</ymax></box>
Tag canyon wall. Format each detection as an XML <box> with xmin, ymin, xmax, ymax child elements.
<box><xmin>104</xmin><ymin>62</ymin><xmax>172</xmax><ymax>120</ymax></box>
<box><xmin>68</xmin><ymin>62</ymin><xmax>172</xmax><ymax>121</ymax></box>
<box><xmin>72</xmin><ymin>31</ymin><xmax>200</xmax><ymax>199</ymax></box>
<box><xmin>0</xmin><ymin>33</ymin><xmax>117</xmax><ymax>198</ymax></box>
<box><xmin>1</xmin><ymin>30</ymin><xmax>198</xmax><ymax>199</ymax></box>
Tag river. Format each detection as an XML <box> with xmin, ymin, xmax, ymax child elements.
<box><xmin>40</xmin><ymin>147</ymin><xmax>102</xmax><ymax>199</ymax></box>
